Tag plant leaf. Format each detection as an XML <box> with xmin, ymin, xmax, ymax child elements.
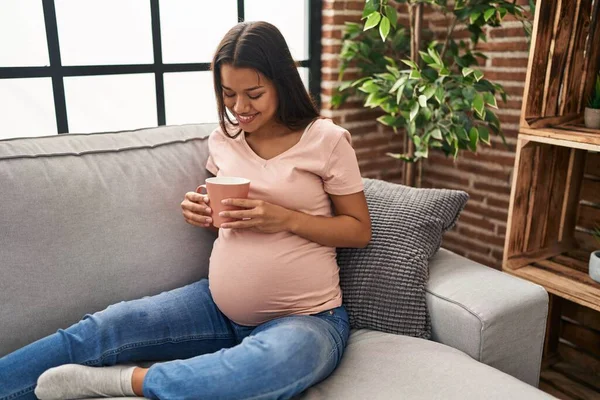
<box><xmin>435</xmin><ymin>86</ymin><xmax>445</xmax><ymax>103</ymax></box>
<box><xmin>389</xmin><ymin>75</ymin><xmax>408</xmax><ymax>93</ymax></box>
<box><xmin>350</xmin><ymin>77</ymin><xmax>370</xmax><ymax>87</ymax></box>
<box><xmin>424</xmin><ymin>85</ymin><xmax>437</xmax><ymax>99</ymax></box>
<box><xmin>359</xmin><ymin>80</ymin><xmax>379</xmax><ymax>93</ymax></box>
<box><xmin>364</xmin><ymin>11</ymin><xmax>381</xmax><ymax>31</ymax></box>
<box><xmin>377</xmin><ymin>115</ymin><xmax>398</xmax><ymax>126</ymax></box>
<box><xmin>396</xmin><ymin>84</ymin><xmax>406</xmax><ymax>103</ymax></box>
<box><xmin>409</xmin><ymin>69</ymin><xmax>422</xmax><ymax>79</ymax></box>
<box><xmin>462</xmin><ymin>67</ymin><xmax>474</xmax><ymax>77</ymax></box>
<box><xmin>418</xmin><ymin>95</ymin><xmax>428</xmax><ymax>107</ymax></box>
<box><xmin>456</xmin><ymin>127</ymin><xmax>469</xmax><ymax>140</ymax></box>
<box><xmin>473</xmin><ymin>93</ymin><xmax>485</xmax><ymax>117</ymax></box>
<box><xmin>430</xmin><ymin>128</ymin><xmax>443</xmax><ymax>140</ymax></box>
<box><xmin>386</xmin><ymin>65</ymin><xmax>400</xmax><ymax>78</ymax></box>
<box><xmin>379</xmin><ymin>16</ymin><xmax>391</xmax><ymax>41</ymax></box>
<box><xmin>477</xmin><ymin>125</ymin><xmax>490</xmax><ymax>144</ymax></box>
<box><xmin>473</xmin><ymin>70</ymin><xmax>484</xmax><ymax>82</ymax></box>
<box><xmin>338</xmin><ymin>81</ymin><xmax>352</xmax><ymax>92</ymax></box>
<box><xmin>483</xmin><ymin>92</ymin><xmax>498</xmax><ymax>108</ymax></box>
<box><xmin>415</xmin><ymin>147</ymin><xmax>429</xmax><ymax>159</ymax></box>
<box><xmin>469</xmin><ymin>127</ymin><xmax>479</xmax><ymax>152</ymax></box>
<box><xmin>385</xmin><ymin>5</ymin><xmax>398</xmax><ymax>29</ymax></box>
<box><xmin>410</xmin><ymin>102</ymin><xmax>419</xmax><ymax>122</ymax></box>
<box><xmin>401</xmin><ymin>59</ymin><xmax>419</xmax><ymax>70</ymax></box>
<box><xmin>419</xmin><ymin>51</ymin><xmax>435</xmax><ymax>65</ymax></box>
<box><xmin>484</xmin><ymin>8</ymin><xmax>496</xmax><ymax>22</ymax></box>
<box><xmin>498</xmin><ymin>7</ymin><xmax>507</xmax><ymax>20</ymax></box>
<box><xmin>384</xmin><ymin>56</ymin><xmax>398</xmax><ymax>68</ymax></box>
<box><xmin>427</xmin><ymin>47</ymin><xmax>443</xmax><ymax>66</ymax></box>
<box><xmin>362</xmin><ymin>0</ymin><xmax>377</xmax><ymax>19</ymax></box>
<box><xmin>470</xmin><ymin>12</ymin><xmax>481</xmax><ymax>24</ymax></box>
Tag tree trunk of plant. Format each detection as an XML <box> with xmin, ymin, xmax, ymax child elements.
<box><xmin>404</xmin><ymin>3</ymin><xmax>423</xmax><ymax>187</ymax></box>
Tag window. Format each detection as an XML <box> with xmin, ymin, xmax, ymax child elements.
<box><xmin>0</xmin><ymin>0</ymin><xmax>322</xmax><ymax>139</ymax></box>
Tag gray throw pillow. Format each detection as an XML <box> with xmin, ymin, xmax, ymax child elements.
<box><xmin>337</xmin><ymin>178</ymin><xmax>469</xmax><ymax>338</ymax></box>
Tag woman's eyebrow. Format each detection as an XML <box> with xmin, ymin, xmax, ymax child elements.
<box><xmin>222</xmin><ymin>85</ymin><xmax>264</xmax><ymax>91</ymax></box>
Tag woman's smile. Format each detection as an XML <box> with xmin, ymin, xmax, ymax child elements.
<box><xmin>236</xmin><ymin>112</ymin><xmax>260</xmax><ymax>126</ymax></box>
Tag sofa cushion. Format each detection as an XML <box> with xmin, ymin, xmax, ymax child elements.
<box><xmin>0</xmin><ymin>124</ymin><xmax>217</xmax><ymax>356</ymax></box>
<box><xmin>89</xmin><ymin>330</ymin><xmax>551</xmax><ymax>400</ymax></box>
<box><xmin>337</xmin><ymin>179</ymin><xmax>468</xmax><ymax>338</ymax></box>
<box><xmin>297</xmin><ymin>330</ymin><xmax>553</xmax><ymax>400</ymax></box>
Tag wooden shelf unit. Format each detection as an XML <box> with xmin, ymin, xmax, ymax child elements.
<box><xmin>503</xmin><ymin>3</ymin><xmax>600</xmax><ymax>394</ymax></box>
<box><xmin>503</xmin><ymin>0</ymin><xmax>600</xmax><ymax>314</ymax></box>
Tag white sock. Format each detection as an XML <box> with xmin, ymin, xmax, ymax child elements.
<box><xmin>34</xmin><ymin>364</ymin><xmax>137</xmax><ymax>399</ymax></box>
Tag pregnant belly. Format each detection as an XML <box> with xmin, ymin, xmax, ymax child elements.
<box><xmin>207</xmin><ymin>231</ymin><xmax>342</xmax><ymax>326</ymax></box>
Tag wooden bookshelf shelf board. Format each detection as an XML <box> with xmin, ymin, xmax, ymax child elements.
<box><xmin>520</xmin><ymin>128</ymin><xmax>600</xmax><ymax>151</ymax></box>
<box><xmin>506</xmin><ymin>253</ymin><xmax>600</xmax><ymax>313</ymax></box>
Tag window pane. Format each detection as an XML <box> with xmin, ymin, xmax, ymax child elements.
<box><xmin>298</xmin><ymin>67</ymin><xmax>309</xmax><ymax>91</ymax></box>
<box><xmin>64</xmin><ymin>74</ymin><xmax>157</xmax><ymax>133</ymax></box>
<box><xmin>160</xmin><ymin>0</ymin><xmax>237</xmax><ymax>64</ymax></box>
<box><xmin>55</xmin><ymin>0</ymin><xmax>153</xmax><ymax>66</ymax></box>
<box><xmin>0</xmin><ymin>78</ymin><xmax>57</xmax><ymax>139</ymax></box>
<box><xmin>245</xmin><ymin>0</ymin><xmax>308</xmax><ymax>60</ymax></box>
<box><xmin>164</xmin><ymin>71</ymin><xmax>218</xmax><ymax>125</ymax></box>
<box><xmin>0</xmin><ymin>0</ymin><xmax>49</xmax><ymax>67</ymax></box>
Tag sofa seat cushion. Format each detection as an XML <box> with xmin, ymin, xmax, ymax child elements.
<box><xmin>297</xmin><ymin>329</ymin><xmax>553</xmax><ymax>400</ymax></box>
<box><xmin>91</xmin><ymin>329</ymin><xmax>551</xmax><ymax>400</ymax></box>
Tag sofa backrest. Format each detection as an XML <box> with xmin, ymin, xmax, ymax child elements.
<box><xmin>0</xmin><ymin>124</ymin><xmax>216</xmax><ymax>356</ymax></box>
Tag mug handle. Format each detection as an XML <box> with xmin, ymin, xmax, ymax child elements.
<box><xmin>196</xmin><ymin>185</ymin><xmax>208</xmax><ymax>195</ymax></box>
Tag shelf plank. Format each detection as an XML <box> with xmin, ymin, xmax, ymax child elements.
<box><xmin>540</xmin><ymin>369</ymin><xmax>600</xmax><ymax>399</ymax></box>
<box><xmin>506</xmin><ymin>241</ymin><xmax>574</xmax><ymax>270</ymax></box>
<box><xmin>561</xmin><ymin>319</ymin><xmax>600</xmax><ymax>357</ymax></box>
<box><xmin>552</xmin><ymin>254</ymin><xmax>590</xmax><ymax>274</ymax></box>
<box><xmin>539</xmin><ymin>380</ymin><xmax>577</xmax><ymax>400</ymax></box>
<box><xmin>558</xmin><ymin>341</ymin><xmax>600</xmax><ymax>377</ymax></box>
<box><xmin>552</xmin><ymin>361</ymin><xmax>600</xmax><ymax>394</ymax></box>
<box><xmin>507</xmin><ymin>258</ymin><xmax>600</xmax><ymax>312</ymax></box>
<box><xmin>563</xmin><ymin>122</ymin><xmax>600</xmax><ymax>135</ymax></box>
<box><xmin>520</xmin><ymin>130</ymin><xmax>600</xmax><ymax>151</ymax></box>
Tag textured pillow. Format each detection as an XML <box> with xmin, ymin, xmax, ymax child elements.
<box><xmin>338</xmin><ymin>178</ymin><xmax>469</xmax><ymax>338</ymax></box>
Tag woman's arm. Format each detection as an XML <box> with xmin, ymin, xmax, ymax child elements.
<box><xmin>219</xmin><ymin>191</ymin><xmax>371</xmax><ymax>248</ymax></box>
<box><xmin>288</xmin><ymin>192</ymin><xmax>371</xmax><ymax>248</ymax></box>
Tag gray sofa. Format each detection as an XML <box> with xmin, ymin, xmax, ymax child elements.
<box><xmin>0</xmin><ymin>124</ymin><xmax>554</xmax><ymax>399</ymax></box>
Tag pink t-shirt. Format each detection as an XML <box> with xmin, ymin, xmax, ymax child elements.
<box><xmin>205</xmin><ymin>117</ymin><xmax>364</xmax><ymax>326</ymax></box>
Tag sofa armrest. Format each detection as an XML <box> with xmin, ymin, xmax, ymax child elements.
<box><xmin>426</xmin><ymin>248</ymin><xmax>549</xmax><ymax>387</ymax></box>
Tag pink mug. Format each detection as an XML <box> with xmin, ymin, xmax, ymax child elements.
<box><xmin>196</xmin><ymin>177</ymin><xmax>251</xmax><ymax>227</ymax></box>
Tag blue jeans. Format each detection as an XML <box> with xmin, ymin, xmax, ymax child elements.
<box><xmin>0</xmin><ymin>279</ymin><xmax>350</xmax><ymax>400</ymax></box>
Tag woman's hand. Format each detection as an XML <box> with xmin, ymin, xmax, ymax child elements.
<box><xmin>181</xmin><ymin>192</ymin><xmax>213</xmax><ymax>228</ymax></box>
<box><xmin>219</xmin><ymin>199</ymin><xmax>293</xmax><ymax>234</ymax></box>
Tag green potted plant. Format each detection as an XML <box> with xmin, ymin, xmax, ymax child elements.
<box><xmin>585</xmin><ymin>73</ymin><xmax>600</xmax><ymax>129</ymax></box>
<box><xmin>333</xmin><ymin>0</ymin><xmax>532</xmax><ymax>186</ymax></box>
<box><xmin>590</xmin><ymin>225</ymin><xmax>600</xmax><ymax>283</ymax></box>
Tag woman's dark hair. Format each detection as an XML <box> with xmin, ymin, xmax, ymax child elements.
<box><xmin>211</xmin><ymin>21</ymin><xmax>319</xmax><ymax>138</ymax></box>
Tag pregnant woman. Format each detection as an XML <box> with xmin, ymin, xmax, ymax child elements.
<box><xmin>0</xmin><ymin>21</ymin><xmax>371</xmax><ymax>400</ymax></box>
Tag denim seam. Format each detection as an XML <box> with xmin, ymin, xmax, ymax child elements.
<box><xmin>82</xmin><ymin>334</ymin><xmax>233</xmax><ymax>366</ymax></box>
<box><xmin>325</xmin><ymin>317</ymin><xmax>348</xmax><ymax>350</ymax></box>
<box><xmin>244</xmin><ymin>327</ymin><xmax>344</xmax><ymax>400</ymax></box>
<box><xmin>2</xmin><ymin>384</ymin><xmax>35</xmax><ymax>400</ymax></box>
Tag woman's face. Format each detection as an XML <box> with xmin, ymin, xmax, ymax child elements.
<box><xmin>220</xmin><ymin>64</ymin><xmax>278</xmax><ymax>133</ymax></box>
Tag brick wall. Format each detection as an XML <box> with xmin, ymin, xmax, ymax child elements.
<box><xmin>320</xmin><ymin>0</ymin><xmax>532</xmax><ymax>269</ymax></box>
